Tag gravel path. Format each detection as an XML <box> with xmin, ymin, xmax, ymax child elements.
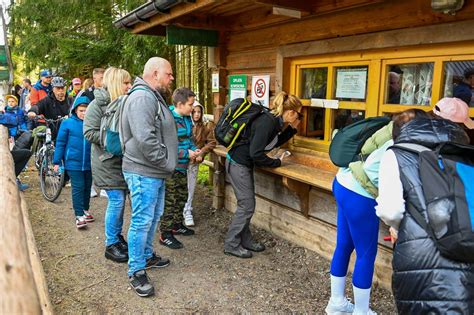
<box><xmin>22</xmin><ymin>169</ymin><xmax>397</xmax><ymax>313</ymax></box>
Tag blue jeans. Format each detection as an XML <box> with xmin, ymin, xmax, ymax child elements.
<box><xmin>123</xmin><ymin>172</ymin><xmax>166</xmax><ymax>276</ymax></box>
<box><xmin>68</xmin><ymin>170</ymin><xmax>93</xmax><ymax>217</ymax></box>
<box><xmin>105</xmin><ymin>189</ymin><xmax>126</xmax><ymax>246</ymax></box>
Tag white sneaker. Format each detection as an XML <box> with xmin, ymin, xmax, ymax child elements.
<box><xmin>90</xmin><ymin>189</ymin><xmax>98</xmax><ymax>198</ymax></box>
<box><xmin>75</xmin><ymin>216</ymin><xmax>87</xmax><ymax>229</ymax></box>
<box><xmin>100</xmin><ymin>190</ymin><xmax>108</xmax><ymax>198</ymax></box>
<box><xmin>183</xmin><ymin>210</ymin><xmax>194</xmax><ymax>227</ymax></box>
<box><xmin>325</xmin><ymin>297</ymin><xmax>354</xmax><ymax>315</ymax></box>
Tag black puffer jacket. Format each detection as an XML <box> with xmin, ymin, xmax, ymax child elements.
<box><xmin>391</xmin><ymin>118</ymin><xmax>474</xmax><ymax>314</ymax></box>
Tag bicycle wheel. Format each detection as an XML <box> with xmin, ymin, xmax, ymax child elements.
<box><xmin>34</xmin><ymin>139</ymin><xmax>44</xmax><ymax>170</ymax></box>
<box><xmin>39</xmin><ymin>147</ymin><xmax>65</xmax><ymax>202</ymax></box>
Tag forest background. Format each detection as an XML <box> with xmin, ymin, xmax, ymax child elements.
<box><xmin>9</xmin><ymin>0</ymin><xmax>212</xmax><ymax>109</ymax></box>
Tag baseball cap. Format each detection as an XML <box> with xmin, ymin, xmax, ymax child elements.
<box><xmin>72</xmin><ymin>78</ymin><xmax>81</xmax><ymax>85</ymax></box>
<box><xmin>5</xmin><ymin>94</ymin><xmax>18</xmax><ymax>103</ymax></box>
<box><xmin>434</xmin><ymin>97</ymin><xmax>474</xmax><ymax>129</ymax></box>
<box><xmin>40</xmin><ymin>70</ymin><xmax>52</xmax><ymax>78</ymax></box>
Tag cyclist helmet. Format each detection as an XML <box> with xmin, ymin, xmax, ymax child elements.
<box><xmin>51</xmin><ymin>76</ymin><xmax>66</xmax><ymax>88</ymax></box>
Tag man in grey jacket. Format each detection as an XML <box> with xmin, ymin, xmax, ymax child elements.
<box><xmin>121</xmin><ymin>57</ymin><xmax>178</xmax><ymax>297</ymax></box>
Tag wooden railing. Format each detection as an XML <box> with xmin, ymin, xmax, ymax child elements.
<box><xmin>0</xmin><ymin>126</ymin><xmax>53</xmax><ymax>314</ymax></box>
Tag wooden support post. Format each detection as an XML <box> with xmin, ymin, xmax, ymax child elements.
<box><xmin>282</xmin><ymin>177</ymin><xmax>310</xmax><ymax>217</ymax></box>
<box><xmin>212</xmin><ymin>153</ymin><xmax>226</xmax><ymax>209</ymax></box>
<box><xmin>0</xmin><ymin>126</ymin><xmax>51</xmax><ymax>314</ymax></box>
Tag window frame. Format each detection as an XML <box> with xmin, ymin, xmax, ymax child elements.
<box><xmin>289</xmin><ymin>43</ymin><xmax>474</xmax><ymax>152</ymax></box>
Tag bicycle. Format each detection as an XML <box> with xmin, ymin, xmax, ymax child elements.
<box><xmin>31</xmin><ymin>116</ymin><xmax>66</xmax><ymax>202</ymax></box>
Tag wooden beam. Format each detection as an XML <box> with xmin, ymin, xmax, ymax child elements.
<box><xmin>132</xmin><ymin>0</ymin><xmax>218</xmax><ymax>34</ymax></box>
<box><xmin>170</xmin><ymin>14</ymin><xmax>231</xmax><ymax>31</ymax></box>
<box><xmin>0</xmin><ymin>126</ymin><xmax>43</xmax><ymax>314</ymax></box>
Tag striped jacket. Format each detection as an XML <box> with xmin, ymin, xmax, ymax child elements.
<box><xmin>170</xmin><ymin>106</ymin><xmax>197</xmax><ymax>173</ymax></box>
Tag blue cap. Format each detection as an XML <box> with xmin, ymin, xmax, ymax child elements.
<box><xmin>40</xmin><ymin>70</ymin><xmax>52</xmax><ymax>77</ymax></box>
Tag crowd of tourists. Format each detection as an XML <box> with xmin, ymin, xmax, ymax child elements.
<box><xmin>1</xmin><ymin>57</ymin><xmax>474</xmax><ymax>314</ymax></box>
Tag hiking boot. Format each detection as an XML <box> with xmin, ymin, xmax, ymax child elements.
<box><xmin>183</xmin><ymin>210</ymin><xmax>195</xmax><ymax>227</ymax></box>
<box><xmin>325</xmin><ymin>297</ymin><xmax>354</xmax><ymax>315</ymax></box>
<box><xmin>145</xmin><ymin>252</ymin><xmax>170</xmax><ymax>269</ymax></box>
<box><xmin>159</xmin><ymin>232</ymin><xmax>183</xmax><ymax>249</ymax></box>
<box><xmin>75</xmin><ymin>216</ymin><xmax>87</xmax><ymax>229</ymax></box>
<box><xmin>118</xmin><ymin>234</ymin><xmax>128</xmax><ymax>252</ymax></box>
<box><xmin>129</xmin><ymin>270</ymin><xmax>154</xmax><ymax>297</ymax></box>
<box><xmin>172</xmin><ymin>222</ymin><xmax>195</xmax><ymax>236</ymax></box>
<box><xmin>83</xmin><ymin>210</ymin><xmax>95</xmax><ymax>222</ymax></box>
<box><xmin>105</xmin><ymin>243</ymin><xmax>128</xmax><ymax>263</ymax></box>
<box><xmin>224</xmin><ymin>246</ymin><xmax>253</xmax><ymax>259</ymax></box>
<box><xmin>242</xmin><ymin>241</ymin><xmax>266</xmax><ymax>252</ymax></box>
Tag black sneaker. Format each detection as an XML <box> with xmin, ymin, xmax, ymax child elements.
<box><xmin>145</xmin><ymin>252</ymin><xmax>170</xmax><ymax>269</ymax></box>
<box><xmin>105</xmin><ymin>243</ymin><xmax>128</xmax><ymax>263</ymax></box>
<box><xmin>118</xmin><ymin>234</ymin><xmax>128</xmax><ymax>252</ymax></box>
<box><xmin>129</xmin><ymin>270</ymin><xmax>154</xmax><ymax>297</ymax></box>
<box><xmin>159</xmin><ymin>232</ymin><xmax>183</xmax><ymax>249</ymax></box>
<box><xmin>172</xmin><ymin>223</ymin><xmax>195</xmax><ymax>236</ymax></box>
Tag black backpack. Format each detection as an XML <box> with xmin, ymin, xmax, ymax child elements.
<box><xmin>393</xmin><ymin>142</ymin><xmax>474</xmax><ymax>263</ymax></box>
<box><xmin>329</xmin><ymin>116</ymin><xmax>391</xmax><ymax>167</ymax></box>
<box><xmin>215</xmin><ymin>98</ymin><xmax>266</xmax><ymax>149</ymax></box>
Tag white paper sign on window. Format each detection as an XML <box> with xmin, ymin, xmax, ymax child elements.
<box><xmin>335</xmin><ymin>68</ymin><xmax>367</xmax><ymax>100</ymax></box>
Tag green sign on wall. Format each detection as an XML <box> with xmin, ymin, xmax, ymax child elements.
<box><xmin>166</xmin><ymin>26</ymin><xmax>218</xmax><ymax>47</ymax></box>
<box><xmin>229</xmin><ymin>75</ymin><xmax>247</xmax><ymax>101</ymax></box>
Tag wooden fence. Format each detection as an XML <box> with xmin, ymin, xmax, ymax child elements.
<box><xmin>0</xmin><ymin>126</ymin><xmax>52</xmax><ymax>314</ymax></box>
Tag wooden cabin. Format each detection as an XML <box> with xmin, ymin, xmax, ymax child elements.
<box><xmin>115</xmin><ymin>0</ymin><xmax>474</xmax><ymax>289</ymax></box>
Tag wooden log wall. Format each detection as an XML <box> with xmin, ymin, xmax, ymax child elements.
<box><xmin>221</xmin><ymin>0</ymin><xmax>474</xmax><ymax>97</ymax></box>
<box><xmin>0</xmin><ymin>126</ymin><xmax>53</xmax><ymax>314</ymax></box>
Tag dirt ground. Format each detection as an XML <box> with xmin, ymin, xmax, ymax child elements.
<box><xmin>21</xmin><ymin>168</ymin><xmax>397</xmax><ymax>313</ymax></box>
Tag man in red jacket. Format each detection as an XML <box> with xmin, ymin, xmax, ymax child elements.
<box><xmin>29</xmin><ymin>70</ymin><xmax>52</xmax><ymax>106</ymax></box>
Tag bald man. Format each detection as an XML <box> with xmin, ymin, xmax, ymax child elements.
<box><xmin>121</xmin><ymin>57</ymin><xmax>178</xmax><ymax>297</ymax></box>
<box><xmin>387</xmin><ymin>72</ymin><xmax>401</xmax><ymax>104</ymax></box>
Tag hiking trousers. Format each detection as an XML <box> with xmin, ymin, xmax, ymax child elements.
<box><xmin>224</xmin><ymin>159</ymin><xmax>256</xmax><ymax>250</ymax></box>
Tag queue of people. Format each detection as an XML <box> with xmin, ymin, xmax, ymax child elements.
<box><xmin>4</xmin><ymin>55</ymin><xmax>474</xmax><ymax>312</ymax></box>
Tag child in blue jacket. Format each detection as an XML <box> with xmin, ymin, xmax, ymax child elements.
<box><xmin>53</xmin><ymin>96</ymin><xmax>93</xmax><ymax>229</ymax></box>
<box><xmin>0</xmin><ymin>95</ymin><xmax>28</xmax><ymax>139</ymax></box>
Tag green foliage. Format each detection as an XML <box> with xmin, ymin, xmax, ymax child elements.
<box><xmin>197</xmin><ymin>163</ymin><xmax>210</xmax><ymax>186</ymax></box>
<box><xmin>9</xmin><ymin>0</ymin><xmax>173</xmax><ymax>78</ymax></box>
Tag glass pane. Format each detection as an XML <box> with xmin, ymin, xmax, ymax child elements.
<box><xmin>443</xmin><ymin>61</ymin><xmax>474</xmax><ymax>107</ymax></box>
<box><xmin>306</xmin><ymin>107</ymin><xmax>325</xmax><ymax>139</ymax></box>
<box><xmin>334</xmin><ymin>66</ymin><xmax>368</xmax><ymax>102</ymax></box>
<box><xmin>332</xmin><ymin>109</ymin><xmax>366</xmax><ymax>138</ymax></box>
<box><xmin>300</xmin><ymin>68</ymin><xmax>328</xmax><ymax>99</ymax></box>
<box><xmin>385</xmin><ymin>63</ymin><xmax>434</xmax><ymax>105</ymax></box>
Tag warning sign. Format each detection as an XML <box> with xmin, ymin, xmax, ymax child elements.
<box><xmin>251</xmin><ymin>75</ymin><xmax>270</xmax><ymax>107</ymax></box>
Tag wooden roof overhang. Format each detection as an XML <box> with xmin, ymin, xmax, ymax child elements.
<box><xmin>114</xmin><ymin>0</ymin><xmax>385</xmax><ymax>37</ymax></box>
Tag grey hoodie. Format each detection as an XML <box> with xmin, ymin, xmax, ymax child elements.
<box><xmin>121</xmin><ymin>77</ymin><xmax>178</xmax><ymax>178</ymax></box>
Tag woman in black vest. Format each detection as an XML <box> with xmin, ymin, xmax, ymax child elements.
<box><xmin>376</xmin><ymin>116</ymin><xmax>474</xmax><ymax>313</ymax></box>
<box><xmin>224</xmin><ymin>92</ymin><xmax>302</xmax><ymax>258</ymax></box>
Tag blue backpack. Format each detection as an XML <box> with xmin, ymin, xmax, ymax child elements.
<box><xmin>393</xmin><ymin>142</ymin><xmax>474</xmax><ymax>263</ymax></box>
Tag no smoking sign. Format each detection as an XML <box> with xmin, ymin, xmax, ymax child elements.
<box><xmin>251</xmin><ymin>75</ymin><xmax>270</xmax><ymax>107</ymax></box>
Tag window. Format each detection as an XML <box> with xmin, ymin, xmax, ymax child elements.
<box><xmin>443</xmin><ymin>60</ymin><xmax>474</xmax><ymax>107</ymax></box>
<box><xmin>385</xmin><ymin>63</ymin><xmax>434</xmax><ymax>106</ymax></box>
<box><xmin>334</xmin><ymin>66</ymin><xmax>368</xmax><ymax>102</ymax></box>
<box><xmin>299</xmin><ymin>68</ymin><xmax>328</xmax><ymax>99</ymax></box>
<box><xmin>289</xmin><ymin>44</ymin><xmax>474</xmax><ymax>152</ymax></box>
